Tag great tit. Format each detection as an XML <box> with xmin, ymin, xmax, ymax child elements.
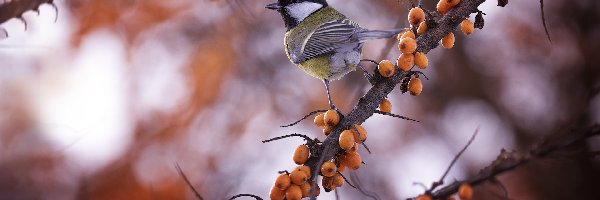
<box><xmin>267</xmin><ymin>0</ymin><xmax>402</xmax><ymax>110</ymax></box>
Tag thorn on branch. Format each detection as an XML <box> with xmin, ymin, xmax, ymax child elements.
<box><xmin>262</xmin><ymin>133</ymin><xmax>312</xmax><ymax>143</ymax></box>
<box><xmin>281</xmin><ymin>110</ymin><xmax>328</xmax><ymax>127</ymax></box>
<box><xmin>428</xmin><ymin>128</ymin><xmax>479</xmax><ymax>193</ymax></box>
<box><xmin>337</xmin><ymin>171</ymin><xmax>357</xmax><ymax>189</ymax></box>
<box><xmin>540</xmin><ymin>0</ymin><xmax>552</xmax><ymax>43</ymax></box>
<box><xmin>374</xmin><ymin>110</ymin><xmax>420</xmax><ymax>122</ymax></box>
<box><xmin>229</xmin><ymin>194</ymin><xmax>263</xmax><ymax>200</ymax></box>
<box><xmin>175</xmin><ymin>163</ymin><xmax>204</xmax><ymax>200</ymax></box>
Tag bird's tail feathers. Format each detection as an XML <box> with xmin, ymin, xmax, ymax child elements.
<box><xmin>357</xmin><ymin>29</ymin><xmax>404</xmax><ymax>42</ymax></box>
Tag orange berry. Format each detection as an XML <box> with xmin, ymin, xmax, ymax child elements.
<box><xmin>286</xmin><ymin>184</ymin><xmax>302</xmax><ymax>200</ymax></box>
<box><xmin>461</xmin><ymin>19</ymin><xmax>474</xmax><ymax>35</ymax></box>
<box><xmin>399</xmin><ymin>37</ymin><xmax>417</xmax><ymax>54</ymax></box>
<box><xmin>320</xmin><ymin>161</ymin><xmax>337</xmax><ymax>177</ymax></box>
<box><xmin>290</xmin><ymin>169</ymin><xmax>307</xmax><ymax>185</ymax></box>
<box><xmin>352</xmin><ymin>124</ymin><xmax>367</xmax><ymax>142</ymax></box>
<box><xmin>417</xmin><ymin>21</ymin><xmax>428</xmax><ymax>35</ymax></box>
<box><xmin>408</xmin><ymin>77</ymin><xmax>423</xmax><ymax>96</ymax></box>
<box><xmin>378</xmin><ymin>60</ymin><xmax>395</xmax><ymax>78</ymax></box>
<box><xmin>348</xmin><ymin>142</ymin><xmax>359</xmax><ymax>152</ymax></box>
<box><xmin>332</xmin><ymin>173</ymin><xmax>344</xmax><ymax>187</ymax></box>
<box><xmin>294</xmin><ymin>165</ymin><xmax>311</xmax><ymax>179</ymax></box>
<box><xmin>441</xmin><ymin>32</ymin><xmax>455</xmax><ymax>49</ymax></box>
<box><xmin>436</xmin><ymin>0</ymin><xmax>452</xmax><ymax>15</ymax></box>
<box><xmin>293</xmin><ymin>144</ymin><xmax>309</xmax><ymax>165</ymax></box>
<box><xmin>458</xmin><ymin>183</ymin><xmax>473</xmax><ymax>200</ymax></box>
<box><xmin>448</xmin><ymin>196</ymin><xmax>457</xmax><ymax>200</ymax></box>
<box><xmin>274</xmin><ymin>174</ymin><xmax>291</xmax><ymax>190</ymax></box>
<box><xmin>417</xmin><ymin>194</ymin><xmax>432</xmax><ymax>200</ymax></box>
<box><xmin>340</xmin><ymin>151</ymin><xmax>362</xmax><ymax>170</ymax></box>
<box><xmin>300</xmin><ymin>182</ymin><xmax>311</xmax><ymax>198</ymax></box>
<box><xmin>337</xmin><ymin>162</ymin><xmax>347</xmax><ymax>172</ymax></box>
<box><xmin>408</xmin><ymin>7</ymin><xmax>425</xmax><ymax>25</ymax></box>
<box><xmin>323</xmin><ymin>125</ymin><xmax>333</xmax><ymax>136</ymax></box>
<box><xmin>322</xmin><ymin>176</ymin><xmax>335</xmax><ymax>191</ymax></box>
<box><xmin>314</xmin><ymin>113</ymin><xmax>325</xmax><ymax>127</ymax></box>
<box><xmin>399</xmin><ymin>30</ymin><xmax>416</xmax><ymax>41</ymax></box>
<box><xmin>446</xmin><ymin>0</ymin><xmax>461</xmax><ymax>7</ymax></box>
<box><xmin>414</xmin><ymin>52</ymin><xmax>428</xmax><ymax>69</ymax></box>
<box><xmin>270</xmin><ymin>185</ymin><xmax>285</xmax><ymax>200</ymax></box>
<box><xmin>397</xmin><ymin>53</ymin><xmax>415</xmax><ymax>71</ymax></box>
<box><xmin>339</xmin><ymin>130</ymin><xmax>355</xmax><ymax>151</ymax></box>
<box><xmin>379</xmin><ymin>98</ymin><xmax>392</xmax><ymax>113</ymax></box>
<box><xmin>324</xmin><ymin>109</ymin><xmax>340</xmax><ymax>126</ymax></box>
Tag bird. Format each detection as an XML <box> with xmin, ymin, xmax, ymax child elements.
<box><xmin>266</xmin><ymin>0</ymin><xmax>402</xmax><ymax>111</ymax></box>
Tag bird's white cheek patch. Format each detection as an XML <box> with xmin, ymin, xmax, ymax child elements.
<box><xmin>286</xmin><ymin>2</ymin><xmax>323</xmax><ymax>23</ymax></box>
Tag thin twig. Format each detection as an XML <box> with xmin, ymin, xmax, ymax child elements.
<box><xmin>350</xmin><ymin>171</ymin><xmax>381</xmax><ymax>200</ymax></box>
<box><xmin>281</xmin><ymin>110</ymin><xmax>328</xmax><ymax>127</ymax></box>
<box><xmin>540</xmin><ymin>0</ymin><xmax>552</xmax><ymax>43</ymax></box>
<box><xmin>262</xmin><ymin>133</ymin><xmax>312</xmax><ymax>143</ymax></box>
<box><xmin>490</xmin><ymin>177</ymin><xmax>510</xmax><ymax>200</ymax></box>
<box><xmin>175</xmin><ymin>163</ymin><xmax>204</xmax><ymax>200</ymax></box>
<box><xmin>427</xmin><ymin>129</ymin><xmax>479</xmax><ymax>193</ymax></box>
<box><xmin>337</xmin><ymin>171</ymin><xmax>357</xmax><ymax>189</ymax></box>
<box><xmin>374</xmin><ymin>110</ymin><xmax>420</xmax><ymax>122</ymax></box>
<box><xmin>229</xmin><ymin>194</ymin><xmax>263</xmax><ymax>200</ymax></box>
<box><xmin>412</xmin><ymin>124</ymin><xmax>600</xmax><ymax>200</ymax></box>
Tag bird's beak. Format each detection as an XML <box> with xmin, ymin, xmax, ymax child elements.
<box><xmin>266</xmin><ymin>3</ymin><xmax>282</xmax><ymax>11</ymax></box>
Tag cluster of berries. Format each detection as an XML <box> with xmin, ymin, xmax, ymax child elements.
<box><xmin>269</xmin><ymin>109</ymin><xmax>368</xmax><ymax>199</ymax></box>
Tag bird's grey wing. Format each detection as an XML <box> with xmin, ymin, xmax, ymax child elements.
<box><xmin>299</xmin><ymin>19</ymin><xmax>362</xmax><ymax>62</ymax></box>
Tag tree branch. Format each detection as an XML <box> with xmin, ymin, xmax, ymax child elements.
<box><xmin>415</xmin><ymin>124</ymin><xmax>600</xmax><ymax>200</ymax></box>
<box><xmin>305</xmin><ymin>1</ymin><xmax>488</xmax><ymax>199</ymax></box>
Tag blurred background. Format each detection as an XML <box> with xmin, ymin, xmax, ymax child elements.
<box><xmin>0</xmin><ymin>0</ymin><xmax>599</xmax><ymax>199</ymax></box>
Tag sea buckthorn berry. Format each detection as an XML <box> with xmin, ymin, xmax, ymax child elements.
<box><xmin>441</xmin><ymin>32</ymin><xmax>455</xmax><ymax>49</ymax></box>
<box><xmin>448</xmin><ymin>196</ymin><xmax>456</xmax><ymax>200</ymax></box>
<box><xmin>408</xmin><ymin>7</ymin><xmax>425</xmax><ymax>25</ymax></box>
<box><xmin>322</xmin><ymin>176</ymin><xmax>335</xmax><ymax>191</ymax></box>
<box><xmin>397</xmin><ymin>29</ymin><xmax>412</xmax><ymax>41</ymax></box>
<box><xmin>333</xmin><ymin>173</ymin><xmax>344</xmax><ymax>187</ymax></box>
<box><xmin>408</xmin><ymin>77</ymin><xmax>423</xmax><ymax>96</ymax></box>
<box><xmin>323</xmin><ymin>125</ymin><xmax>333</xmax><ymax>136</ymax></box>
<box><xmin>414</xmin><ymin>52</ymin><xmax>428</xmax><ymax>69</ymax></box>
<box><xmin>337</xmin><ymin>162</ymin><xmax>347</xmax><ymax>172</ymax></box>
<box><xmin>352</xmin><ymin>124</ymin><xmax>367</xmax><ymax>142</ymax></box>
<box><xmin>436</xmin><ymin>0</ymin><xmax>451</xmax><ymax>15</ymax></box>
<box><xmin>286</xmin><ymin>184</ymin><xmax>302</xmax><ymax>200</ymax></box>
<box><xmin>348</xmin><ymin>142</ymin><xmax>359</xmax><ymax>152</ymax></box>
<box><xmin>446</xmin><ymin>0</ymin><xmax>461</xmax><ymax>7</ymax></box>
<box><xmin>379</xmin><ymin>98</ymin><xmax>392</xmax><ymax>113</ymax></box>
<box><xmin>270</xmin><ymin>185</ymin><xmax>285</xmax><ymax>200</ymax></box>
<box><xmin>295</xmin><ymin>165</ymin><xmax>311</xmax><ymax>179</ymax></box>
<box><xmin>417</xmin><ymin>21</ymin><xmax>428</xmax><ymax>35</ymax></box>
<box><xmin>293</xmin><ymin>144</ymin><xmax>309</xmax><ymax>165</ymax></box>
<box><xmin>417</xmin><ymin>194</ymin><xmax>432</xmax><ymax>200</ymax></box>
<box><xmin>274</xmin><ymin>174</ymin><xmax>291</xmax><ymax>190</ymax></box>
<box><xmin>324</xmin><ymin>109</ymin><xmax>340</xmax><ymax>126</ymax></box>
<box><xmin>397</xmin><ymin>53</ymin><xmax>415</xmax><ymax>71</ymax></box>
<box><xmin>378</xmin><ymin>60</ymin><xmax>395</xmax><ymax>78</ymax></box>
<box><xmin>340</xmin><ymin>151</ymin><xmax>362</xmax><ymax>170</ymax></box>
<box><xmin>461</xmin><ymin>19</ymin><xmax>474</xmax><ymax>35</ymax></box>
<box><xmin>314</xmin><ymin>113</ymin><xmax>325</xmax><ymax>127</ymax></box>
<box><xmin>399</xmin><ymin>37</ymin><xmax>417</xmax><ymax>54</ymax></box>
<box><xmin>339</xmin><ymin>130</ymin><xmax>356</xmax><ymax>151</ymax></box>
<box><xmin>321</xmin><ymin>161</ymin><xmax>337</xmax><ymax>177</ymax></box>
<box><xmin>300</xmin><ymin>182</ymin><xmax>311</xmax><ymax>198</ymax></box>
<box><xmin>458</xmin><ymin>183</ymin><xmax>473</xmax><ymax>200</ymax></box>
<box><xmin>290</xmin><ymin>169</ymin><xmax>308</xmax><ymax>185</ymax></box>
<box><xmin>400</xmin><ymin>30</ymin><xmax>416</xmax><ymax>40</ymax></box>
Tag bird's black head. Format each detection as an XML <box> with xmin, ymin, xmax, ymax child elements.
<box><xmin>266</xmin><ymin>0</ymin><xmax>329</xmax><ymax>30</ymax></box>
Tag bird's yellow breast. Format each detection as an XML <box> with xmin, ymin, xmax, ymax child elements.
<box><xmin>298</xmin><ymin>56</ymin><xmax>331</xmax><ymax>79</ymax></box>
